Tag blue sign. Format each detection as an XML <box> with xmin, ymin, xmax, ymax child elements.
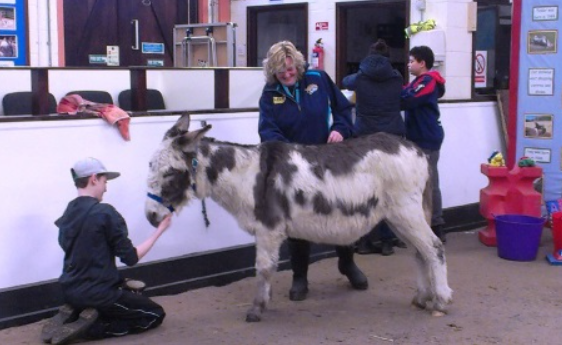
<box><xmin>142</xmin><ymin>42</ymin><xmax>165</xmax><ymax>54</ymax></box>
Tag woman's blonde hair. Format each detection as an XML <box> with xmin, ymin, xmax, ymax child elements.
<box><xmin>262</xmin><ymin>41</ymin><xmax>306</xmax><ymax>84</ymax></box>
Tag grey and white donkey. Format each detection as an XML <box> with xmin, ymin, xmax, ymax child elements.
<box><xmin>145</xmin><ymin>115</ymin><xmax>452</xmax><ymax>322</ymax></box>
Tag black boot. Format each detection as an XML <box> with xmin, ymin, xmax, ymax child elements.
<box><xmin>355</xmin><ymin>235</ymin><xmax>378</xmax><ymax>255</ymax></box>
<box><xmin>380</xmin><ymin>239</ymin><xmax>395</xmax><ymax>256</ymax></box>
<box><xmin>432</xmin><ymin>225</ymin><xmax>446</xmax><ymax>243</ymax></box>
<box><xmin>288</xmin><ymin>238</ymin><xmax>310</xmax><ymax>301</ymax></box>
<box><xmin>336</xmin><ymin>245</ymin><xmax>368</xmax><ymax>290</ymax></box>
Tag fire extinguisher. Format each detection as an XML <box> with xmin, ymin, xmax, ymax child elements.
<box><xmin>311</xmin><ymin>38</ymin><xmax>324</xmax><ymax>70</ymax></box>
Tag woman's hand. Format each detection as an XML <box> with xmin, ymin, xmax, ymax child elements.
<box><xmin>327</xmin><ymin>130</ymin><xmax>343</xmax><ymax>143</ymax></box>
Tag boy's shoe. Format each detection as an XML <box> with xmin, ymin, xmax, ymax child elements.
<box><xmin>41</xmin><ymin>304</ymin><xmax>78</xmax><ymax>343</ymax></box>
<box><xmin>123</xmin><ymin>278</ymin><xmax>146</xmax><ymax>294</ymax></box>
<box><xmin>51</xmin><ymin>308</ymin><xmax>98</xmax><ymax>345</ymax></box>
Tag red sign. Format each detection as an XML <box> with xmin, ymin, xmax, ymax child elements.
<box><xmin>315</xmin><ymin>22</ymin><xmax>329</xmax><ymax>31</ymax></box>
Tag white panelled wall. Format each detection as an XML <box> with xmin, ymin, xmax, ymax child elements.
<box><xmin>0</xmin><ymin>100</ymin><xmax>502</xmax><ymax>290</ymax></box>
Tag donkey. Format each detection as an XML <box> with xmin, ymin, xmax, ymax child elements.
<box><xmin>145</xmin><ymin>115</ymin><xmax>452</xmax><ymax>322</ymax></box>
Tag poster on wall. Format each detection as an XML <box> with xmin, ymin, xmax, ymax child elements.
<box><xmin>0</xmin><ymin>0</ymin><xmax>26</xmax><ymax>65</ymax></box>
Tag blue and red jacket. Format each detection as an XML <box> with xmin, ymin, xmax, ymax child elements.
<box><xmin>401</xmin><ymin>71</ymin><xmax>446</xmax><ymax>150</ymax></box>
<box><xmin>259</xmin><ymin>69</ymin><xmax>353</xmax><ymax>145</ymax></box>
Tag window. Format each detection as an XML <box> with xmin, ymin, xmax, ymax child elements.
<box><xmin>247</xmin><ymin>4</ymin><xmax>308</xmax><ymax>67</ymax></box>
<box><xmin>474</xmin><ymin>0</ymin><xmax>512</xmax><ymax>96</ymax></box>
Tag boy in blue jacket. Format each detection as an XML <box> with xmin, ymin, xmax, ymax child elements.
<box><xmin>401</xmin><ymin>45</ymin><xmax>447</xmax><ymax>242</ymax></box>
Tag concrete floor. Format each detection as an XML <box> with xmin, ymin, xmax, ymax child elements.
<box><xmin>1</xmin><ymin>228</ymin><xmax>560</xmax><ymax>345</ymax></box>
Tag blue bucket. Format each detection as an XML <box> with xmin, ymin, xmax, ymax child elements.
<box><xmin>495</xmin><ymin>214</ymin><xmax>545</xmax><ymax>261</ymax></box>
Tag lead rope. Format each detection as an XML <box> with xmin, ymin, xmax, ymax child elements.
<box><xmin>192</xmin><ymin>157</ymin><xmax>211</xmax><ymax>227</ymax></box>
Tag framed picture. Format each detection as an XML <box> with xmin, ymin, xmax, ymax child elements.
<box><xmin>0</xmin><ymin>7</ymin><xmax>16</xmax><ymax>30</ymax></box>
<box><xmin>533</xmin><ymin>6</ymin><xmax>559</xmax><ymax>21</ymax></box>
<box><xmin>0</xmin><ymin>35</ymin><xmax>17</xmax><ymax>58</ymax></box>
<box><xmin>528</xmin><ymin>30</ymin><xmax>558</xmax><ymax>54</ymax></box>
<box><xmin>524</xmin><ymin>113</ymin><xmax>553</xmax><ymax>139</ymax></box>
<box><xmin>528</xmin><ymin>68</ymin><xmax>554</xmax><ymax>96</ymax></box>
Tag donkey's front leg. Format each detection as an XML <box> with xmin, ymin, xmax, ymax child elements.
<box><xmin>246</xmin><ymin>229</ymin><xmax>286</xmax><ymax>322</ymax></box>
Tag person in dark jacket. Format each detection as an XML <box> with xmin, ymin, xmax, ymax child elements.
<box><xmin>42</xmin><ymin>157</ymin><xmax>172</xmax><ymax>345</ymax></box>
<box><xmin>259</xmin><ymin>40</ymin><xmax>368</xmax><ymax>302</ymax></box>
<box><xmin>401</xmin><ymin>45</ymin><xmax>447</xmax><ymax>242</ymax></box>
<box><xmin>342</xmin><ymin>39</ymin><xmax>406</xmax><ymax>256</ymax></box>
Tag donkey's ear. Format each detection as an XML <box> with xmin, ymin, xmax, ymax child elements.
<box><xmin>173</xmin><ymin>124</ymin><xmax>213</xmax><ymax>151</ymax></box>
<box><xmin>176</xmin><ymin>114</ymin><xmax>191</xmax><ymax>132</ymax></box>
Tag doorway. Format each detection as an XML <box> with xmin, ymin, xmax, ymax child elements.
<box><xmin>336</xmin><ymin>0</ymin><xmax>409</xmax><ymax>86</ymax></box>
<box><xmin>63</xmin><ymin>0</ymin><xmax>197</xmax><ymax>67</ymax></box>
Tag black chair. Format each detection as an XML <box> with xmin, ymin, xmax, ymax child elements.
<box><xmin>65</xmin><ymin>90</ymin><xmax>114</xmax><ymax>104</ymax></box>
<box><xmin>2</xmin><ymin>92</ymin><xmax>57</xmax><ymax>115</ymax></box>
<box><xmin>118</xmin><ymin>89</ymin><xmax>166</xmax><ymax>111</ymax></box>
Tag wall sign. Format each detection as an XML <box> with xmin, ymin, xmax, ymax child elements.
<box><xmin>147</xmin><ymin>59</ymin><xmax>164</xmax><ymax>67</ymax></box>
<box><xmin>528</xmin><ymin>68</ymin><xmax>554</xmax><ymax>95</ymax></box>
<box><xmin>106</xmin><ymin>46</ymin><xmax>120</xmax><ymax>66</ymax></box>
<box><xmin>474</xmin><ymin>50</ymin><xmax>487</xmax><ymax>88</ymax></box>
<box><xmin>315</xmin><ymin>22</ymin><xmax>329</xmax><ymax>31</ymax></box>
<box><xmin>533</xmin><ymin>6</ymin><xmax>558</xmax><ymax>21</ymax></box>
<box><xmin>524</xmin><ymin>147</ymin><xmax>552</xmax><ymax>163</ymax></box>
<box><xmin>142</xmin><ymin>42</ymin><xmax>164</xmax><ymax>54</ymax></box>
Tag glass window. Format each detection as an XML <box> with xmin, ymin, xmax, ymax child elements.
<box><xmin>247</xmin><ymin>4</ymin><xmax>308</xmax><ymax>67</ymax></box>
<box><xmin>474</xmin><ymin>1</ymin><xmax>512</xmax><ymax>96</ymax></box>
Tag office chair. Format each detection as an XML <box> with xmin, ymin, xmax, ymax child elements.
<box><xmin>118</xmin><ymin>89</ymin><xmax>166</xmax><ymax>111</ymax></box>
<box><xmin>65</xmin><ymin>90</ymin><xmax>114</xmax><ymax>104</ymax></box>
<box><xmin>2</xmin><ymin>92</ymin><xmax>57</xmax><ymax>115</ymax></box>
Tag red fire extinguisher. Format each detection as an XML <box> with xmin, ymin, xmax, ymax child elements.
<box><xmin>311</xmin><ymin>38</ymin><xmax>324</xmax><ymax>70</ymax></box>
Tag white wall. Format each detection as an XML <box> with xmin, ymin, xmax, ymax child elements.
<box><xmin>231</xmin><ymin>0</ymin><xmax>475</xmax><ymax>100</ymax></box>
<box><xmin>0</xmin><ymin>101</ymin><xmax>502</xmax><ymax>290</ymax></box>
<box><xmin>0</xmin><ymin>70</ymin><xmax>31</xmax><ymax>115</ymax></box>
<box><xmin>0</xmin><ymin>113</ymin><xmax>258</xmax><ymax>289</ymax></box>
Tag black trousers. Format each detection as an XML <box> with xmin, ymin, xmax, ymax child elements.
<box><xmin>86</xmin><ymin>290</ymin><xmax>165</xmax><ymax>339</ymax></box>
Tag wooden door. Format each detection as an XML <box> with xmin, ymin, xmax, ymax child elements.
<box><xmin>63</xmin><ymin>0</ymin><xmax>196</xmax><ymax>67</ymax></box>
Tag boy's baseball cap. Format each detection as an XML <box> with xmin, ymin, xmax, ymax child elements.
<box><xmin>71</xmin><ymin>157</ymin><xmax>120</xmax><ymax>181</ymax></box>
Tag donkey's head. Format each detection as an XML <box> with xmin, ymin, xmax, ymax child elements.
<box><xmin>145</xmin><ymin>114</ymin><xmax>212</xmax><ymax>227</ymax></box>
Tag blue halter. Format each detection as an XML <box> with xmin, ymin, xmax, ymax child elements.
<box><xmin>146</xmin><ymin>192</ymin><xmax>175</xmax><ymax>213</ymax></box>
<box><xmin>146</xmin><ymin>157</ymin><xmax>200</xmax><ymax>215</ymax></box>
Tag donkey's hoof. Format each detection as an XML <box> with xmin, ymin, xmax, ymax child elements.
<box><xmin>431</xmin><ymin>310</ymin><xmax>446</xmax><ymax>317</ymax></box>
<box><xmin>245</xmin><ymin>313</ymin><xmax>261</xmax><ymax>322</ymax></box>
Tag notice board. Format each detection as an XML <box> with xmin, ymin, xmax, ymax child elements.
<box><xmin>0</xmin><ymin>0</ymin><xmax>27</xmax><ymax>66</ymax></box>
<box><xmin>515</xmin><ymin>1</ymin><xmax>561</xmax><ymax>201</ymax></box>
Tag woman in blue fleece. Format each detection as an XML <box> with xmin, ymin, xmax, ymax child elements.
<box><xmin>258</xmin><ymin>41</ymin><xmax>368</xmax><ymax>301</ymax></box>
<box><xmin>401</xmin><ymin>45</ymin><xmax>447</xmax><ymax>242</ymax></box>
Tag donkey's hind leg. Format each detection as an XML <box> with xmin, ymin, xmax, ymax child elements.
<box><xmin>246</xmin><ymin>229</ymin><xmax>286</xmax><ymax>322</ymax></box>
<box><xmin>387</xmin><ymin>207</ymin><xmax>453</xmax><ymax>316</ymax></box>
